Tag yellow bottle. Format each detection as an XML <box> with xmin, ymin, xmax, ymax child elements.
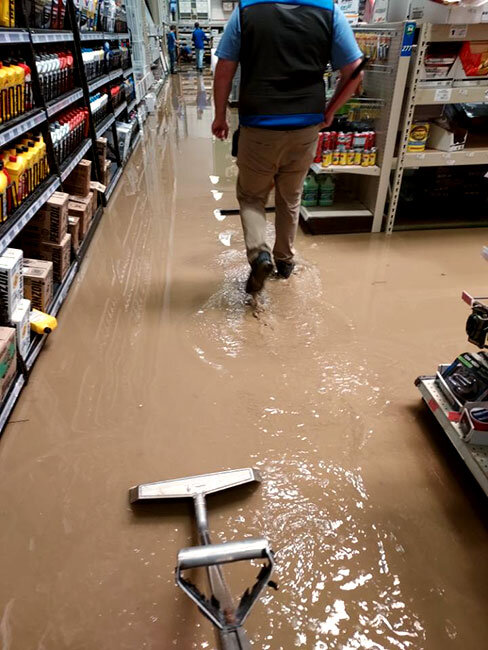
<box><xmin>30</xmin><ymin>309</ymin><xmax>57</xmax><ymax>335</ymax></box>
<box><xmin>22</xmin><ymin>140</ymin><xmax>38</xmax><ymax>187</ymax></box>
<box><xmin>0</xmin><ymin>63</ymin><xmax>8</xmax><ymax>124</ymax></box>
<box><xmin>0</xmin><ymin>161</ymin><xmax>8</xmax><ymax>221</ymax></box>
<box><xmin>25</xmin><ymin>137</ymin><xmax>43</xmax><ymax>184</ymax></box>
<box><xmin>13</xmin><ymin>147</ymin><xmax>28</xmax><ymax>200</ymax></box>
<box><xmin>2</xmin><ymin>63</ymin><xmax>16</xmax><ymax>120</ymax></box>
<box><xmin>9</xmin><ymin>60</ymin><xmax>25</xmax><ymax>114</ymax></box>
<box><xmin>18</xmin><ymin>146</ymin><xmax>33</xmax><ymax>194</ymax></box>
<box><xmin>0</xmin><ymin>0</ymin><xmax>9</xmax><ymax>27</ymax></box>
<box><xmin>5</xmin><ymin>155</ymin><xmax>25</xmax><ymax>208</ymax></box>
<box><xmin>32</xmin><ymin>135</ymin><xmax>47</xmax><ymax>179</ymax></box>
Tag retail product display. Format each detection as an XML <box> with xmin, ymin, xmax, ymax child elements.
<box><xmin>22</xmin><ymin>258</ymin><xmax>53</xmax><ymax>312</ymax></box>
<box><xmin>89</xmin><ymin>91</ymin><xmax>109</xmax><ymax>125</ymax></box>
<box><xmin>11</xmin><ymin>297</ymin><xmax>30</xmax><ymax>359</ymax></box>
<box><xmin>0</xmin><ymin>59</ymin><xmax>33</xmax><ymax>125</ymax></box>
<box><xmin>36</xmin><ymin>51</ymin><xmax>74</xmax><ymax>102</ymax></box>
<box><xmin>314</xmin><ymin>130</ymin><xmax>377</xmax><ymax>168</ymax></box>
<box><xmin>0</xmin><ymin>248</ymin><xmax>23</xmax><ymax>322</ymax></box>
<box><xmin>1</xmin><ymin>133</ymin><xmax>49</xmax><ymax>214</ymax></box>
<box><xmin>0</xmin><ymin>326</ymin><xmax>16</xmax><ymax>399</ymax></box>
<box><xmin>130</xmin><ymin>468</ymin><xmax>275</xmax><ymax>650</ymax></box>
<box><xmin>0</xmin><ymin>0</ymin><xmax>145</xmax><ymax>432</ymax></box>
<box><xmin>50</xmin><ymin>108</ymin><xmax>89</xmax><ymax>164</ymax></box>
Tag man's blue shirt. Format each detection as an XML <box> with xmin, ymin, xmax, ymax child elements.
<box><xmin>193</xmin><ymin>27</ymin><xmax>208</xmax><ymax>50</ymax></box>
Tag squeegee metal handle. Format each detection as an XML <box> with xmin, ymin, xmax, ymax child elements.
<box><xmin>178</xmin><ymin>538</ymin><xmax>271</xmax><ymax>570</ymax></box>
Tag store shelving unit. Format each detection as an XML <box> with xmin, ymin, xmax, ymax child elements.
<box><xmin>416</xmin><ymin>376</ymin><xmax>488</xmax><ymax>496</ymax></box>
<box><xmin>0</xmin><ymin>0</ymin><xmax>149</xmax><ymax>434</ymax></box>
<box><xmin>386</xmin><ymin>21</ymin><xmax>488</xmax><ymax>233</ymax></box>
<box><xmin>301</xmin><ymin>21</ymin><xmax>416</xmax><ymax>234</ymax></box>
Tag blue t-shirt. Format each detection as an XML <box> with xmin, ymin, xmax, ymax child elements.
<box><xmin>215</xmin><ymin>4</ymin><xmax>362</xmax><ymax>70</ymax></box>
<box><xmin>193</xmin><ymin>28</ymin><xmax>208</xmax><ymax>50</ymax></box>
<box><xmin>167</xmin><ymin>31</ymin><xmax>177</xmax><ymax>52</ymax></box>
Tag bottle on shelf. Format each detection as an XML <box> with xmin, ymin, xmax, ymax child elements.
<box><xmin>0</xmin><ymin>161</ymin><xmax>8</xmax><ymax>221</ymax></box>
<box><xmin>318</xmin><ymin>176</ymin><xmax>335</xmax><ymax>207</ymax></box>
<box><xmin>301</xmin><ymin>174</ymin><xmax>319</xmax><ymax>208</ymax></box>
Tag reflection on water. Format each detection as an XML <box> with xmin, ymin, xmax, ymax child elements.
<box><xmin>187</xmin><ymin>213</ymin><xmax>426</xmax><ymax>648</ymax></box>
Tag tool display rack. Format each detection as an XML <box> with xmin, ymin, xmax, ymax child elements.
<box><xmin>301</xmin><ymin>20</ymin><xmax>488</xmax><ymax>234</ymax></box>
<box><xmin>0</xmin><ymin>0</ymin><xmax>143</xmax><ymax>434</ymax></box>
<box><xmin>300</xmin><ymin>21</ymin><xmax>415</xmax><ymax>233</ymax></box>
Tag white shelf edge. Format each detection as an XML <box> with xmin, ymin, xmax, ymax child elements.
<box><xmin>0</xmin><ymin>176</ymin><xmax>60</xmax><ymax>255</ymax></box>
<box><xmin>47</xmin><ymin>89</ymin><xmax>83</xmax><ymax>117</ymax></box>
<box><xmin>417</xmin><ymin>377</ymin><xmax>488</xmax><ymax>496</ymax></box>
<box><xmin>415</xmin><ymin>86</ymin><xmax>488</xmax><ymax>105</ymax></box>
<box><xmin>0</xmin><ymin>375</ymin><xmax>25</xmax><ymax>432</ymax></box>
<box><xmin>300</xmin><ymin>201</ymin><xmax>373</xmax><ymax>221</ymax></box>
<box><xmin>311</xmin><ymin>162</ymin><xmax>381</xmax><ymax>177</ymax></box>
<box><xmin>405</xmin><ymin>148</ymin><xmax>488</xmax><ymax>168</ymax></box>
<box><xmin>0</xmin><ymin>110</ymin><xmax>46</xmax><ymax>149</ymax></box>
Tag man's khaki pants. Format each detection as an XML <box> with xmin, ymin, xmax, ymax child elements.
<box><xmin>236</xmin><ymin>125</ymin><xmax>319</xmax><ymax>264</ymax></box>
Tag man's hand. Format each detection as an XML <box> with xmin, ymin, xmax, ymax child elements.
<box><xmin>321</xmin><ymin>111</ymin><xmax>335</xmax><ymax>129</ymax></box>
<box><xmin>212</xmin><ymin>117</ymin><xmax>229</xmax><ymax>140</ymax></box>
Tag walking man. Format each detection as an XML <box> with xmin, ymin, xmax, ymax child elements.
<box><xmin>213</xmin><ymin>1</ymin><xmax>363</xmax><ymax>294</ymax></box>
<box><xmin>192</xmin><ymin>22</ymin><xmax>209</xmax><ymax>72</ymax></box>
<box><xmin>167</xmin><ymin>25</ymin><xmax>178</xmax><ymax>74</ymax></box>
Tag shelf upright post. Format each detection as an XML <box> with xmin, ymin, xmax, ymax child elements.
<box><xmin>370</xmin><ymin>21</ymin><xmax>416</xmax><ymax>233</ymax></box>
<box><xmin>385</xmin><ymin>22</ymin><xmax>429</xmax><ymax>234</ymax></box>
<box><xmin>65</xmin><ymin>0</ymin><xmax>104</xmax><ymax>185</ymax></box>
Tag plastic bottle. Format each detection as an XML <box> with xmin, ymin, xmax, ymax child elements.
<box><xmin>14</xmin><ymin>146</ymin><xmax>29</xmax><ymax>198</ymax></box>
<box><xmin>17</xmin><ymin>60</ymin><xmax>31</xmax><ymax>111</ymax></box>
<box><xmin>2</xmin><ymin>62</ymin><xmax>16</xmax><ymax>120</ymax></box>
<box><xmin>0</xmin><ymin>160</ymin><xmax>8</xmax><ymax>221</ymax></box>
<box><xmin>301</xmin><ymin>174</ymin><xmax>319</xmax><ymax>208</ymax></box>
<box><xmin>0</xmin><ymin>0</ymin><xmax>9</xmax><ymax>27</ymax></box>
<box><xmin>318</xmin><ymin>176</ymin><xmax>335</xmax><ymax>207</ymax></box>
<box><xmin>5</xmin><ymin>155</ymin><xmax>25</xmax><ymax>208</ymax></box>
<box><xmin>30</xmin><ymin>309</ymin><xmax>57</xmax><ymax>335</ymax></box>
<box><xmin>0</xmin><ymin>63</ymin><xmax>8</xmax><ymax>124</ymax></box>
<box><xmin>10</xmin><ymin>60</ymin><xmax>25</xmax><ymax>114</ymax></box>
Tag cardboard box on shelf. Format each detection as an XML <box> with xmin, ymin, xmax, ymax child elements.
<box><xmin>68</xmin><ymin>216</ymin><xmax>80</xmax><ymax>251</ymax></box>
<box><xmin>68</xmin><ymin>197</ymin><xmax>91</xmax><ymax>239</ymax></box>
<box><xmin>96</xmin><ymin>137</ymin><xmax>108</xmax><ymax>169</ymax></box>
<box><xmin>0</xmin><ymin>327</ymin><xmax>16</xmax><ymax>399</ymax></box>
<box><xmin>39</xmin><ymin>234</ymin><xmax>72</xmax><ymax>284</ymax></box>
<box><xmin>409</xmin><ymin>0</ymin><xmax>488</xmax><ymax>24</ymax></box>
<box><xmin>11</xmin><ymin>298</ymin><xmax>30</xmax><ymax>360</ymax></box>
<box><xmin>23</xmin><ymin>259</ymin><xmax>53</xmax><ymax>312</ymax></box>
<box><xmin>103</xmin><ymin>159</ymin><xmax>111</xmax><ymax>186</ymax></box>
<box><xmin>0</xmin><ymin>248</ymin><xmax>23</xmax><ymax>323</ymax></box>
<box><xmin>63</xmin><ymin>159</ymin><xmax>92</xmax><ymax>197</ymax></box>
<box><xmin>24</xmin><ymin>191</ymin><xmax>69</xmax><ymax>244</ymax></box>
<box><xmin>70</xmin><ymin>191</ymin><xmax>94</xmax><ymax>219</ymax></box>
<box><xmin>89</xmin><ymin>181</ymin><xmax>103</xmax><ymax>211</ymax></box>
<box><xmin>428</xmin><ymin>121</ymin><xmax>468</xmax><ymax>152</ymax></box>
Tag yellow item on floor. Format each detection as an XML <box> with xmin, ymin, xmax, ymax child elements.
<box><xmin>29</xmin><ymin>309</ymin><xmax>57</xmax><ymax>335</ymax></box>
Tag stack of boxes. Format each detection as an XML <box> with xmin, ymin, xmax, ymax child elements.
<box><xmin>64</xmin><ymin>159</ymin><xmax>96</xmax><ymax>243</ymax></box>
<box><xmin>0</xmin><ymin>248</ymin><xmax>28</xmax><ymax>393</ymax></box>
<box><xmin>19</xmin><ymin>191</ymin><xmax>71</xmax><ymax>284</ymax></box>
<box><xmin>97</xmin><ymin>137</ymin><xmax>110</xmax><ymax>186</ymax></box>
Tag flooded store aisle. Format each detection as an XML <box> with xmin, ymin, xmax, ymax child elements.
<box><xmin>0</xmin><ymin>74</ymin><xmax>487</xmax><ymax>650</ymax></box>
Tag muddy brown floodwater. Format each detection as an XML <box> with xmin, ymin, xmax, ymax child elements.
<box><xmin>0</xmin><ymin>72</ymin><xmax>487</xmax><ymax>650</ymax></box>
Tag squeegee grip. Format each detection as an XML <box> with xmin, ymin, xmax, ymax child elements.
<box><xmin>178</xmin><ymin>539</ymin><xmax>271</xmax><ymax>570</ymax></box>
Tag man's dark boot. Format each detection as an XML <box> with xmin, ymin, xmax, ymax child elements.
<box><xmin>275</xmin><ymin>260</ymin><xmax>295</xmax><ymax>279</ymax></box>
<box><xmin>246</xmin><ymin>252</ymin><xmax>274</xmax><ymax>294</ymax></box>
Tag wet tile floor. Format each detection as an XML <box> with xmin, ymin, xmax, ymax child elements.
<box><xmin>0</xmin><ymin>72</ymin><xmax>487</xmax><ymax>650</ymax></box>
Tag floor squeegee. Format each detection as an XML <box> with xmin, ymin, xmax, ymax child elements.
<box><xmin>130</xmin><ymin>468</ymin><xmax>275</xmax><ymax>650</ymax></box>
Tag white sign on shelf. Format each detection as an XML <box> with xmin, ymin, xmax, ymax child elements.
<box><xmin>434</xmin><ymin>88</ymin><xmax>452</xmax><ymax>103</ymax></box>
<box><xmin>449</xmin><ymin>25</ymin><xmax>468</xmax><ymax>39</ymax></box>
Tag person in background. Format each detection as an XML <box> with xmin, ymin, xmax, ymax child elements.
<box><xmin>192</xmin><ymin>22</ymin><xmax>209</xmax><ymax>73</ymax></box>
<box><xmin>167</xmin><ymin>25</ymin><xmax>178</xmax><ymax>75</ymax></box>
<box><xmin>181</xmin><ymin>44</ymin><xmax>193</xmax><ymax>63</ymax></box>
<box><xmin>212</xmin><ymin>1</ymin><xmax>363</xmax><ymax>294</ymax></box>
